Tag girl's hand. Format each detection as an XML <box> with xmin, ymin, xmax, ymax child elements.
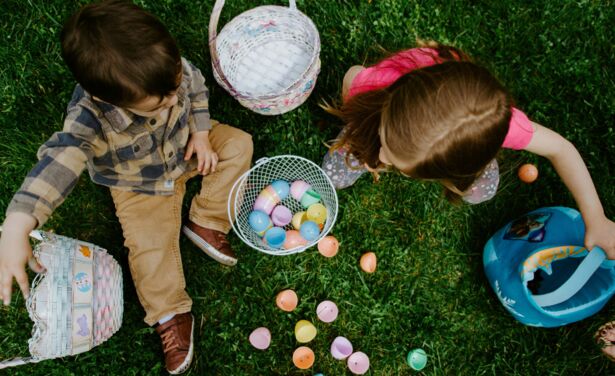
<box><xmin>184</xmin><ymin>131</ymin><xmax>218</xmax><ymax>175</ymax></box>
<box><xmin>0</xmin><ymin>212</ymin><xmax>43</xmax><ymax>305</ymax></box>
<box><xmin>584</xmin><ymin>215</ymin><xmax>615</xmax><ymax>259</ymax></box>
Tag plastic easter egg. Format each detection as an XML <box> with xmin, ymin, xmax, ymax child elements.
<box><xmin>264</xmin><ymin>227</ymin><xmax>286</xmax><ymax>248</ymax></box>
<box><xmin>360</xmin><ymin>252</ymin><xmax>377</xmax><ymax>273</ymax></box>
<box><xmin>271</xmin><ymin>180</ymin><xmax>290</xmax><ymax>200</ymax></box>
<box><xmin>248</xmin><ymin>327</ymin><xmax>271</xmax><ymax>350</ymax></box>
<box><xmin>300</xmin><ymin>189</ymin><xmax>321</xmax><ymax>208</ymax></box>
<box><xmin>292</xmin><ymin>211</ymin><xmax>308</xmax><ymax>230</ymax></box>
<box><xmin>518</xmin><ymin>163</ymin><xmax>539</xmax><ymax>183</ymax></box>
<box><xmin>276</xmin><ymin>289</ymin><xmax>298</xmax><ymax>312</ymax></box>
<box><xmin>284</xmin><ymin>230</ymin><xmax>308</xmax><ymax>250</ymax></box>
<box><xmin>316</xmin><ymin>300</ymin><xmax>338</xmax><ymax>323</ymax></box>
<box><xmin>271</xmin><ymin>205</ymin><xmax>293</xmax><ymax>227</ymax></box>
<box><xmin>293</xmin><ymin>346</ymin><xmax>315</xmax><ymax>369</ymax></box>
<box><xmin>347</xmin><ymin>352</ymin><xmax>370</xmax><ymax>375</ymax></box>
<box><xmin>407</xmin><ymin>348</ymin><xmax>427</xmax><ymax>371</ymax></box>
<box><xmin>330</xmin><ymin>336</ymin><xmax>353</xmax><ymax>360</ymax></box>
<box><xmin>317</xmin><ymin>236</ymin><xmax>339</xmax><ymax>257</ymax></box>
<box><xmin>253</xmin><ymin>185</ymin><xmax>280</xmax><ymax>214</ymax></box>
<box><xmin>295</xmin><ymin>320</ymin><xmax>317</xmax><ymax>343</ymax></box>
<box><xmin>314</xmin><ymin>374</ymin><xmax>324</xmax><ymax>376</ymax></box>
<box><xmin>290</xmin><ymin>180</ymin><xmax>311</xmax><ymax>201</ymax></box>
<box><xmin>300</xmin><ymin>221</ymin><xmax>320</xmax><ymax>242</ymax></box>
<box><xmin>248</xmin><ymin>210</ymin><xmax>273</xmax><ymax>236</ymax></box>
<box><xmin>306</xmin><ymin>203</ymin><xmax>327</xmax><ymax>225</ymax></box>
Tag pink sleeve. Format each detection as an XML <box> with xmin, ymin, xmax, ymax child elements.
<box><xmin>347</xmin><ymin>48</ymin><xmax>440</xmax><ymax>99</ymax></box>
<box><xmin>502</xmin><ymin>107</ymin><xmax>535</xmax><ymax>150</ymax></box>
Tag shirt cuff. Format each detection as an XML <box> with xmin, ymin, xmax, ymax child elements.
<box><xmin>5</xmin><ymin>192</ymin><xmax>52</xmax><ymax>228</ymax></box>
<box><xmin>189</xmin><ymin>105</ymin><xmax>212</xmax><ymax>134</ymax></box>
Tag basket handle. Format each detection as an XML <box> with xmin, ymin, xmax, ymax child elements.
<box><xmin>532</xmin><ymin>246</ymin><xmax>614</xmax><ymax>307</ymax></box>
<box><xmin>208</xmin><ymin>0</ymin><xmax>299</xmax><ymax>96</ymax></box>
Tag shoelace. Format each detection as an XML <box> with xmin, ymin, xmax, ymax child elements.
<box><xmin>160</xmin><ymin>329</ymin><xmax>180</xmax><ymax>353</ymax></box>
<box><xmin>216</xmin><ymin>232</ymin><xmax>229</xmax><ymax>246</ymax></box>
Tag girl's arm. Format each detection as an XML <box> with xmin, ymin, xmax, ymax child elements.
<box><xmin>524</xmin><ymin>122</ymin><xmax>615</xmax><ymax>258</ymax></box>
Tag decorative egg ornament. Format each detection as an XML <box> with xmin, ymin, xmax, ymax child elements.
<box><xmin>360</xmin><ymin>252</ymin><xmax>377</xmax><ymax>273</ymax></box>
<box><xmin>276</xmin><ymin>289</ymin><xmax>298</xmax><ymax>312</ymax></box>
<box><xmin>248</xmin><ymin>327</ymin><xmax>271</xmax><ymax>350</ymax></box>
<box><xmin>317</xmin><ymin>236</ymin><xmax>339</xmax><ymax>257</ymax></box>
<box><xmin>407</xmin><ymin>348</ymin><xmax>427</xmax><ymax>371</ymax></box>
<box><xmin>295</xmin><ymin>320</ymin><xmax>318</xmax><ymax>343</ymax></box>
<box><xmin>347</xmin><ymin>352</ymin><xmax>370</xmax><ymax>375</ymax></box>
<box><xmin>293</xmin><ymin>346</ymin><xmax>315</xmax><ymax>369</ymax></box>
<box><xmin>518</xmin><ymin>163</ymin><xmax>538</xmax><ymax>183</ymax></box>
<box><xmin>316</xmin><ymin>300</ymin><xmax>338</xmax><ymax>323</ymax></box>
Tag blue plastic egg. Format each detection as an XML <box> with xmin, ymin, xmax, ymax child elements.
<box><xmin>248</xmin><ymin>210</ymin><xmax>272</xmax><ymax>237</ymax></box>
<box><xmin>299</xmin><ymin>220</ymin><xmax>320</xmax><ymax>242</ymax></box>
<box><xmin>264</xmin><ymin>227</ymin><xmax>286</xmax><ymax>248</ymax></box>
<box><xmin>271</xmin><ymin>180</ymin><xmax>290</xmax><ymax>201</ymax></box>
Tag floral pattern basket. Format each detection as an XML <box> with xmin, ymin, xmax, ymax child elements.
<box><xmin>0</xmin><ymin>230</ymin><xmax>123</xmax><ymax>368</ymax></box>
<box><xmin>209</xmin><ymin>0</ymin><xmax>321</xmax><ymax>115</ymax></box>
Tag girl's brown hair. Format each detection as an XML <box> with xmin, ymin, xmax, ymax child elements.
<box><xmin>325</xmin><ymin>42</ymin><xmax>512</xmax><ymax>200</ymax></box>
<box><xmin>60</xmin><ymin>0</ymin><xmax>181</xmax><ymax>107</ymax></box>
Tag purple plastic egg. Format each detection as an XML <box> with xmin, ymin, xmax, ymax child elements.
<box><xmin>249</xmin><ymin>327</ymin><xmax>271</xmax><ymax>350</ymax></box>
<box><xmin>330</xmin><ymin>336</ymin><xmax>353</xmax><ymax>360</ymax></box>
<box><xmin>271</xmin><ymin>205</ymin><xmax>293</xmax><ymax>227</ymax></box>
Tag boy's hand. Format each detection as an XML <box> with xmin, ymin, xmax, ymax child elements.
<box><xmin>0</xmin><ymin>212</ymin><xmax>44</xmax><ymax>305</ymax></box>
<box><xmin>184</xmin><ymin>131</ymin><xmax>218</xmax><ymax>175</ymax></box>
<box><xmin>584</xmin><ymin>215</ymin><xmax>615</xmax><ymax>260</ymax></box>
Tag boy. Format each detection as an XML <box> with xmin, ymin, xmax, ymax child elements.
<box><xmin>0</xmin><ymin>1</ymin><xmax>253</xmax><ymax>374</ymax></box>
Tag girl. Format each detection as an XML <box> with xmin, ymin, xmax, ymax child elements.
<box><xmin>322</xmin><ymin>41</ymin><xmax>615</xmax><ymax>258</ymax></box>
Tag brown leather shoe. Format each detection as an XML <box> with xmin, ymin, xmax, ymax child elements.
<box><xmin>182</xmin><ymin>220</ymin><xmax>237</xmax><ymax>266</ymax></box>
<box><xmin>155</xmin><ymin>313</ymin><xmax>194</xmax><ymax>374</ymax></box>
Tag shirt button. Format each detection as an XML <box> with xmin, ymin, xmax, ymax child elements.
<box><xmin>133</xmin><ymin>145</ymin><xmax>140</xmax><ymax>152</ymax></box>
<box><xmin>149</xmin><ymin>119</ymin><xmax>156</xmax><ymax>125</ymax></box>
<box><xmin>168</xmin><ymin>151</ymin><xmax>174</xmax><ymax>157</ymax></box>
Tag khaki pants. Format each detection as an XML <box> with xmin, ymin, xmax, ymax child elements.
<box><xmin>110</xmin><ymin>123</ymin><xmax>253</xmax><ymax>325</ymax></box>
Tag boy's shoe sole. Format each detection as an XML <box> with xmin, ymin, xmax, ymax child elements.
<box><xmin>182</xmin><ymin>225</ymin><xmax>237</xmax><ymax>266</ymax></box>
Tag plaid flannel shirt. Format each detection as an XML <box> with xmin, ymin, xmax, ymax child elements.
<box><xmin>7</xmin><ymin>58</ymin><xmax>214</xmax><ymax>227</ymax></box>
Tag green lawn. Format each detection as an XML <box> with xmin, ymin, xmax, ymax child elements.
<box><xmin>1</xmin><ymin>0</ymin><xmax>615</xmax><ymax>375</ymax></box>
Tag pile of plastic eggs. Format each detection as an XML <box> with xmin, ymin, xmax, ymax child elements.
<box><xmin>248</xmin><ymin>180</ymin><xmax>328</xmax><ymax>249</ymax></box>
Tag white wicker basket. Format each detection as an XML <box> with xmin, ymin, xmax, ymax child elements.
<box><xmin>209</xmin><ymin>0</ymin><xmax>321</xmax><ymax>115</ymax></box>
<box><xmin>0</xmin><ymin>230</ymin><xmax>123</xmax><ymax>368</ymax></box>
<box><xmin>228</xmin><ymin>155</ymin><xmax>338</xmax><ymax>255</ymax></box>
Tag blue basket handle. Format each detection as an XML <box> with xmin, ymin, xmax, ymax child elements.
<box><xmin>533</xmin><ymin>247</ymin><xmax>613</xmax><ymax>307</ymax></box>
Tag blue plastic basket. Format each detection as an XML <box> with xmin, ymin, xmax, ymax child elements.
<box><xmin>483</xmin><ymin>207</ymin><xmax>615</xmax><ymax>327</ymax></box>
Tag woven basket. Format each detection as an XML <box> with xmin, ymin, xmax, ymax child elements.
<box><xmin>209</xmin><ymin>0</ymin><xmax>321</xmax><ymax>115</ymax></box>
<box><xmin>228</xmin><ymin>155</ymin><xmax>338</xmax><ymax>255</ymax></box>
<box><xmin>0</xmin><ymin>230</ymin><xmax>123</xmax><ymax>368</ymax></box>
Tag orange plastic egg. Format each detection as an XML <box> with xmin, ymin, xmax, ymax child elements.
<box><xmin>317</xmin><ymin>236</ymin><xmax>339</xmax><ymax>257</ymax></box>
<box><xmin>360</xmin><ymin>252</ymin><xmax>377</xmax><ymax>273</ymax></box>
<box><xmin>518</xmin><ymin>163</ymin><xmax>538</xmax><ymax>183</ymax></box>
<box><xmin>293</xmin><ymin>346</ymin><xmax>315</xmax><ymax>369</ymax></box>
<box><xmin>276</xmin><ymin>289</ymin><xmax>298</xmax><ymax>312</ymax></box>
<box><xmin>284</xmin><ymin>230</ymin><xmax>307</xmax><ymax>250</ymax></box>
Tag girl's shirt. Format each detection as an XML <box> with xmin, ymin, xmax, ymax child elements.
<box><xmin>346</xmin><ymin>48</ymin><xmax>534</xmax><ymax>150</ymax></box>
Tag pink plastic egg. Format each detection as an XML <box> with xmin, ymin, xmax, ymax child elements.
<box><xmin>290</xmin><ymin>180</ymin><xmax>311</xmax><ymax>201</ymax></box>
<box><xmin>271</xmin><ymin>205</ymin><xmax>293</xmax><ymax>227</ymax></box>
<box><xmin>249</xmin><ymin>327</ymin><xmax>271</xmax><ymax>350</ymax></box>
<box><xmin>317</xmin><ymin>236</ymin><xmax>339</xmax><ymax>257</ymax></box>
<box><xmin>253</xmin><ymin>185</ymin><xmax>280</xmax><ymax>214</ymax></box>
<box><xmin>330</xmin><ymin>336</ymin><xmax>353</xmax><ymax>360</ymax></box>
<box><xmin>316</xmin><ymin>300</ymin><xmax>338</xmax><ymax>323</ymax></box>
<box><xmin>284</xmin><ymin>230</ymin><xmax>307</xmax><ymax>250</ymax></box>
<box><xmin>347</xmin><ymin>352</ymin><xmax>370</xmax><ymax>375</ymax></box>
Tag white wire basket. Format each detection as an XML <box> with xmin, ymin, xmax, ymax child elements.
<box><xmin>209</xmin><ymin>0</ymin><xmax>321</xmax><ymax>115</ymax></box>
<box><xmin>228</xmin><ymin>155</ymin><xmax>338</xmax><ymax>255</ymax></box>
<box><xmin>0</xmin><ymin>230</ymin><xmax>123</xmax><ymax>368</ymax></box>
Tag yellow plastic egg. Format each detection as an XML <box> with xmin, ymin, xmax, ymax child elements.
<box><xmin>360</xmin><ymin>252</ymin><xmax>377</xmax><ymax>273</ymax></box>
<box><xmin>317</xmin><ymin>236</ymin><xmax>339</xmax><ymax>257</ymax></box>
<box><xmin>276</xmin><ymin>289</ymin><xmax>298</xmax><ymax>312</ymax></box>
<box><xmin>292</xmin><ymin>211</ymin><xmax>307</xmax><ymax>230</ymax></box>
<box><xmin>293</xmin><ymin>346</ymin><xmax>315</xmax><ymax>369</ymax></box>
<box><xmin>295</xmin><ymin>320</ymin><xmax>317</xmax><ymax>343</ymax></box>
<box><xmin>306</xmin><ymin>203</ymin><xmax>327</xmax><ymax>225</ymax></box>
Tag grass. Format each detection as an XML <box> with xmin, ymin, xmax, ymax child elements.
<box><xmin>1</xmin><ymin>0</ymin><xmax>615</xmax><ymax>374</ymax></box>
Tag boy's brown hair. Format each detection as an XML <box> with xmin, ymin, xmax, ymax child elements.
<box><xmin>60</xmin><ymin>0</ymin><xmax>181</xmax><ymax>107</ymax></box>
<box><xmin>325</xmin><ymin>42</ymin><xmax>512</xmax><ymax>200</ymax></box>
